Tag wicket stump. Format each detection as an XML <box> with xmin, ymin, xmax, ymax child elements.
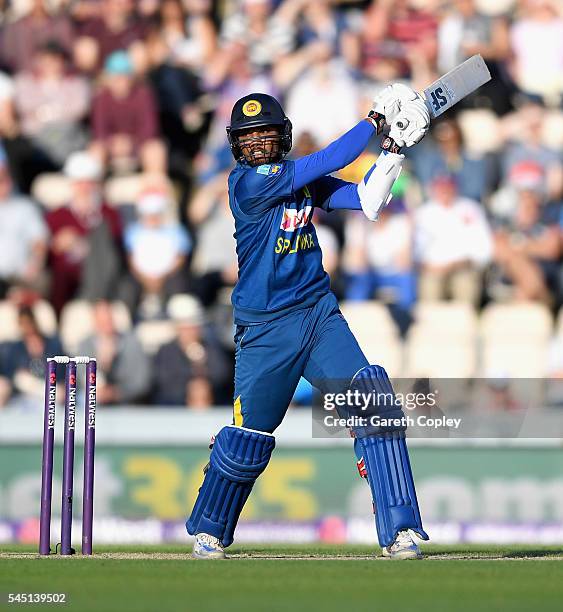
<box><xmin>39</xmin><ymin>356</ymin><xmax>97</xmax><ymax>556</ymax></box>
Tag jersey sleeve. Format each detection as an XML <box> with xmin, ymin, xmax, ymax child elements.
<box><xmin>313</xmin><ymin>176</ymin><xmax>362</xmax><ymax>211</ymax></box>
<box><xmin>293</xmin><ymin>120</ymin><xmax>375</xmax><ymax>191</ymax></box>
<box><xmin>233</xmin><ymin>161</ymin><xmax>295</xmax><ymax>216</ymax></box>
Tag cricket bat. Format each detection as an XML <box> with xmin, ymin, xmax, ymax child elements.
<box><xmin>386</xmin><ymin>55</ymin><xmax>491</xmax><ymax>145</ymax></box>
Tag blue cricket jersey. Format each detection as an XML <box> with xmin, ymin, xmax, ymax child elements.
<box><xmin>229</xmin><ymin>160</ymin><xmax>330</xmax><ymax>324</ymax></box>
<box><xmin>227</xmin><ymin>120</ymin><xmax>376</xmax><ymax>324</ymax></box>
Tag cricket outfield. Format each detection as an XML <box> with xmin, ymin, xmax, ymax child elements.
<box><xmin>1</xmin><ymin>544</ymin><xmax>562</xmax><ymax>612</ymax></box>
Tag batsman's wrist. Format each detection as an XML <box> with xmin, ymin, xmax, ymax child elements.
<box><xmin>366</xmin><ymin>111</ymin><xmax>386</xmax><ymax>134</ymax></box>
<box><xmin>381</xmin><ymin>136</ymin><xmax>402</xmax><ymax>154</ymax></box>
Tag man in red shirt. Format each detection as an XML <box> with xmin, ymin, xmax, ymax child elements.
<box><xmin>91</xmin><ymin>50</ymin><xmax>166</xmax><ymax>173</ymax></box>
<box><xmin>46</xmin><ymin>151</ymin><xmax>122</xmax><ymax>314</ymax></box>
<box><xmin>75</xmin><ymin>0</ymin><xmax>148</xmax><ymax>70</ymax></box>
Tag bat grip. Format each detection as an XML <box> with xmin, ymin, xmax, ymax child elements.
<box><xmin>380</xmin><ymin>136</ymin><xmax>402</xmax><ymax>155</ymax></box>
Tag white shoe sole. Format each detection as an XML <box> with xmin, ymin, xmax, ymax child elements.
<box><xmin>381</xmin><ymin>547</ymin><xmax>423</xmax><ymax>560</ymax></box>
<box><xmin>192</xmin><ymin>549</ymin><xmax>227</xmax><ymax>560</ymax></box>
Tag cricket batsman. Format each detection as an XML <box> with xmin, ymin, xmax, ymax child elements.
<box><xmin>187</xmin><ymin>85</ymin><xmax>431</xmax><ymax>559</ymax></box>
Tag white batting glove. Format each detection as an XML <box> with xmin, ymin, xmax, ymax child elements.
<box><xmin>371</xmin><ymin>83</ymin><xmax>421</xmax><ymax>123</ymax></box>
<box><xmin>389</xmin><ymin>98</ymin><xmax>430</xmax><ymax>147</ymax></box>
<box><xmin>371</xmin><ymin>85</ymin><xmax>401</xmax><ymax>125</ymax></box>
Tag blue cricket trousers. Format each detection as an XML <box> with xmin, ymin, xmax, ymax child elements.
<box><xmin>233</xmin><ymin>292</ymin><xmax>369</xmax><ymax>433</ymax></box>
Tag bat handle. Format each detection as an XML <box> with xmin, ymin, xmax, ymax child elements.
<box><xmin>381</xmin><ymin>136</ymin><xmax>402</xmax><ymax>155</ymax></box>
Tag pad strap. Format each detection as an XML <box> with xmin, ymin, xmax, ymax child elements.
<box><xmin>186</xmin><ymin>426</ymin><xmax>275</xmax><ymax>547</ymax></box>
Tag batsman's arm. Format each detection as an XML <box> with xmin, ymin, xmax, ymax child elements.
<box><xmin>291</xmin><ymin>83</ymin><xmax>426</xmax><ymax>191</ymax></box>
<box><xmin>314</xmin><ymin>151</ymin><xmax>403</xmax><ymax>221</ymax></box>
<box><xmin>315</xmin><ymin>176</ymin><xmax>362</xmax><ymax>211</ymax></box>
<box><xmin>292</xmin><ymin>118</ymin><xmax>382</xmax><ymax>192</ymax></box>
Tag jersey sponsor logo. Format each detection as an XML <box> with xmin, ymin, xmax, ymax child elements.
<box><xmin>242</xmin><ymin>100</ymin><xmax>262</xmax><ymax>116</ymax></box>
<box><xmin>280</xmin><ymin>205</ymin><xmax>312</xmax><ymax>232</ymax></box>
<box><xmin>275</xmin><ymin>232</ymin><xmax>315</xmax><ymax>255</ymax></box>
<box><xmin>256</xmin><ymin>163</ymin><xmax>281</xmax><ymax>176</ymax></box>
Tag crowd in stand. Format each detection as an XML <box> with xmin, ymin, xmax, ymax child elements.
<box><xmin>0</xmin><ymin>0</ymin><xmax>561</xmax><ymax>408</ymax></box>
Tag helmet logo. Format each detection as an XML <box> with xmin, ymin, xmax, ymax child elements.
<box><xmin>242</xmin><ymin>100</ymin><xmax>262</xmax><ymax>117</ymax></box>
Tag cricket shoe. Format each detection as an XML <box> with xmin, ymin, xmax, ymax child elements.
<box><xmin>381</xmin><ymin>530</ymin><xmax>422</xmax><ymax>560</ymax></box>
<box><xmin>192</xmin><ymin>533</ymin><xmax>226</xmax><ymax>559</ymax></box>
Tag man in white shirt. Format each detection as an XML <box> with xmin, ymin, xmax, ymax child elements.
<box><xmin>414</xmin><ymin>174</ymin><xmax>492</xmax><ymax>306</ymax></box>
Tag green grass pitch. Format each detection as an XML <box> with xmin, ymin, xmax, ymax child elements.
<box><xmin>1</xmin><ymin>544</ymin><xmax>562</xmax><ymax>612</ymax></box>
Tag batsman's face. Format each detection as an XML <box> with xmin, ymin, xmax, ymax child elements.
<box><xmin>238</xmin><ymin>127</ymin><xmax>281</xmax><ymax>166</ymax></box>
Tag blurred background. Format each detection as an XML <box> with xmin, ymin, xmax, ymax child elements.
<box><xmin>0</xmin><ymin>0</ymin><xmax>562</xmax><ymax>547</ymax></box>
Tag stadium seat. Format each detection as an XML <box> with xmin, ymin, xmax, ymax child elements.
<box><xmin>480</xmin><ymin>302</ymin><xmax>553</xmax><ymax>340</ymax></box>
<box><xmin>104</xmin><ymin>173</ymin><xmax>179</xmax><ymax>221</ymax></box>
<box><xmin>135</xmin><ymin>320</ymin><xmax>176</xmax><ymax>355</ymax></box>
<box><xmin>340</xmin><ymin>301</ymin><xmax>403</xmax><ymax>377</ymax></box>
<box><xmin>59</xmin><ymin>300</ymin><xmax>131</xmax><ymax>354</ymax></box>
<box><xmin>405</xmin><ymin>336</ymin><xmax>476</xmax><ymax>378</ymax></box>
<box><xmin>340</xmin><ymin>301</ymin><xmax>399</xmax><ymax>338</ymax></box>
<box><xmin>404</xmin><ymin>302</ymin><xmax>478</xmax><ymax>378</ymax></box>
<box><xmin>0</xmin><ymin>300</ymin><xmax>58</xmax><ymax>342</ymax></box>
<box><xmin>480</xmin><ymin>303</ymin><xmax>553</xmax><ymax>377</ymax></box>
<box><xmin>31</xmin><ymin>173</ymin><xmax>71</xmax><ymax>210</ymax></box>
<box><xmin>411</xmin><ymin>302</ymin><xmax>478</xmax><ymax>340</ymax></box>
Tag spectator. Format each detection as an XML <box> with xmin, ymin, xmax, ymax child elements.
<box><xmin>352</xmin><ymin>0</ymin><xmax>437</xmax><ymax>83</ymax></box>
<box><xmin>490</xmin><ymin>160</ymin><xmax>546</xmax><ymax>223</ymax></box>
<box><xmin>77</xmin><ymin>300</ymin><xmax>151</xmax><ymax>404</ymax></box>
<box><xmin>438</xmin><ymin>0</ymin><xmax>510</xmax><ymax>72</ymax></box>
<box><xmin>296</xmin><ymin>0</ymin><xmax>348</xmax><ymax>53</ymax></box>
<box><xmin>46</xmin><ymin>151</ymin><xmax>123</xmax><ymax>314</ymax></box>
<box><xmin>501</xmin><ymin>103</ymin><xmax>563</xmax><ymax>201</ymax></box>
<box><xmin>0</xmin><ymin>0</ymin><xmax>74</xmax><ymax>74</ymax></box>
<box><xmin>491</xmin><ymin>184</ymin><xmax>560</xmax><ymax>303</ymax></box>
<box><xmin>343</xmin><ymin>200</ymin><xmax>415</xmax><ymax>320</ymax></box>
<box><xmin>91</xmin><ymin>50</ymin><xmax>165</xmax><ymax>174</ymax></box>
<box><xmin>156</xmin><ymin>0</ymin><xmax>216</xmax><ymax>73</ymax></box>
<box><xmin>0</xmin><ymin>71</ymin><xmax>16</xmax><ymax>138</ymax></box>
<box><xmin>0</xmin><ymin>160</ymin><xmax>48</xmax><ymax>299</ymax></box>
<box><xmin>509</xmin><ymin>0</ymin><xmax>563</xmax><ymax>104</ymax></box>
<box><xmin>409</xmin><ymin>119</ymin><xmax>495</xmax><ymax>202</ymax></box>
<box><xmin>124</xmin><ymin>190</ymin><xmax>191</xmax><ymax>319</ymax></box>
<box><xmin>0</xmin><ymin>0</ymin><xmax>560</xmax><ymax>403</ymax></box>
<box><xmin>145</xmin><ymin>29</ymin><xmax>207</xmax><ymax>174</ymax></box>
<box><xmin>437</xmin><ymin>0</ymin><xmax>511</xmax><ymax>114</ymax></box>
<box><xmin>75</xmin><ymin>0</ymin><xmax>148</xmax><ymax>72</ymax></box>
<box><xmin>285</xmin><ymin>45</ymin><xmax>360</xmax><ymax>146</ymax></box>
<box><xmin>13</xmin><ymin>41</ymin><xmax>90</xmax><ymax>167</ymax></box>
<box><xmin>153</xmin><ymin>294</ymin><xmax>231</xmax><ymax>406</ymax></box>
<box><xmin>188</xmin><ymin>172</ymin><xmax>237</xmax><ymax>306</ymax></box>
<box><xmin>414</xmin><ymin>174</ymin><xmax>493</xmax><ymax>306</ymax></box>
<box><xmin>220</xmin><ymin>0</ymin><xmax>298</xmax><ymax>72</ymax></box>
<box><xmin>2</xmin><ymin>305</ymin><xmax>63</xmax><ymax>409</ymax></box>
<box><xmin>201</xmin><ymin>42</ymin><xmax>277</xmax><ymax>174</ymax></box>
<box><xmin>0</xmin><ymin>71</ymin><xmax>45</xmax><ymax>193</ymax></box>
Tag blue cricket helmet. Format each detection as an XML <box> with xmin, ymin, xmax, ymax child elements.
<box><xmin>226</xmin><ymin>93</ymin><xmax>292</xmax><ymax>162</ymax></box>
